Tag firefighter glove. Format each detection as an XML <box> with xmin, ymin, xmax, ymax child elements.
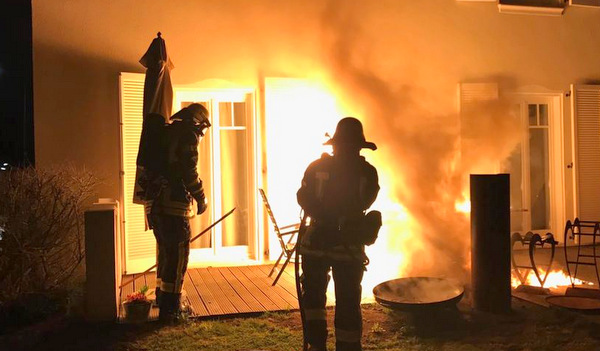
<box><xmin>197</xmin><ymin>197</ymin><xmax>208</xmax><ymax>215</ymax></box>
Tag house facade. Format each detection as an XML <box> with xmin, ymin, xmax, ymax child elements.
<box><xmin>32</xmin><ymin>1</ymin><xmax>600</xmax><ymax>278</ymax></box>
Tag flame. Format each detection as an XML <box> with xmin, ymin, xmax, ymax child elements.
<box><xmin>454</xmin><ymin>195</ymin><xmax>471</xmax><ymax>215</ymax></box>
<box><xmin>511</xmin><ymin>269</ymin><xmax>594</xmax><ymax>289</ymax></box>
<box><xmin>262</xmin><ymin>77</ymin><xmax>512</xmax><ymax>301</ymax></box>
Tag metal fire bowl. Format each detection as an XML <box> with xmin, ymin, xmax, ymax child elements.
<box><xmin>373</xmin><ymin>277</ymin><xmax>464</xmax><ymax>312</ymax></box>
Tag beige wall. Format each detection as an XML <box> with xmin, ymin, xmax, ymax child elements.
<box><xmin>32</xmin><ymin>0</ymin><xmax>600</xmax><ymax>221</ymax></box>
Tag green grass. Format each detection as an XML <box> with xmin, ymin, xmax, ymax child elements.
<box><xmin>118</xmin><ymin>302</ymin><xmax>600</xmax><ymax>351</ymax></box>
<box><xmin>124</xmin><ymin>312</ymin><xmax>303</xmax><ymax>351</ymax></box>
<box><xmin>4</xmin><ymin>301</ymin><xmax>600</xmax><ymax>351</ymax></box>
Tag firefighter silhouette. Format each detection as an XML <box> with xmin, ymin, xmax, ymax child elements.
<box><xmin>141</xmin><ymin>103</ymin><xmax>210</xmax><ymax>323</ymax></box>
<box><xmin>297</xmin><ymin>117</ymin><xmax>381</xmax><ymax>351</ymax></box>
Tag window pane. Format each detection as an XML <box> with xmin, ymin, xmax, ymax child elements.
<box><xmin>233</xmin><ymin>102</ymin><xmax>246</xmax><ymax>126</ymax></box>
<box><xmin>219</xmin><ymin>102</ymin><xmax>232</xmax><ymax>127</ymax></box>
<box><xmin>539</xmin><ymin>104</ymin><xmax>548</xmax><ymax>126</ymax></box>
<box><xmin>220</xmin><ymin>130</ymin><xmax>249</xmax><ymax>246</ymax></box>
<box><xmin>528</xmin><ymin>104</ymin><xmax>537</xmax><ymax>126</ymax></box>
<box><xmin>529</xmin><ymin>128</ymin><xmax>550</xmax><ymax>230</ymax></box>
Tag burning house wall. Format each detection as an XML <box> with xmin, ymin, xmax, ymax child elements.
<box><xmin>32</xmin><ymin>1</ymin><xmax>600</xmax><ymax>287</ymax></box>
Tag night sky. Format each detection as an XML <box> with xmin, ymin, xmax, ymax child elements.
<box><xmin>0</xmin><ymin>0</ymin><xmax>34</xmax><ymax>168</ymax></box>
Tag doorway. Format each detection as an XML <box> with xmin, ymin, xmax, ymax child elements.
<box><xmin>174</xmin><ymin>88</ymin><xmax>258</xmax><ymax>266</ymax></box>
<box><xmin>502</xmin><ymin>93</ymin><xmax>565</xmax><ymax>235</ymax></box>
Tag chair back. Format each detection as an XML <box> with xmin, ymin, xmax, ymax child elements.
<box><xmin>259</xmin><ymin>188</ymin><xmax>282</xmax><ymax>237</ymax></box>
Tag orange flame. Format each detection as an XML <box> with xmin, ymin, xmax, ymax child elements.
<box><xmin>511</xmin><ymin>269</ymin><xmax>594</xmax><ymax>289</ymax></box>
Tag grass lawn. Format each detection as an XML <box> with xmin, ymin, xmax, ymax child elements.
<box><xmin>2</xmin><ymin>299</ymin><xmax>600</xmax><ymax>351</ymax></box>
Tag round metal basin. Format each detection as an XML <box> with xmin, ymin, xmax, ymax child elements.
<box><xmin>373</xmin><ymin>277</ymin><xmax>464</xmax><ymax>311</ymax></box>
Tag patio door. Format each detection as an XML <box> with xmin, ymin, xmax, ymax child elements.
<box><xmin>502</xmin><ymin>94</ymin><xmax>564</xmax><ymax>235</ymax></box>
<box><xmin>174</xmin><ymin>89</ymin><xmax>258</xmax><ymax>266</ymax></box>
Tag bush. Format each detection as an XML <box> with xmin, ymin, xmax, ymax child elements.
<box><xmin>0</xmin><ymin>166</ymin><xmax>100</xmax><ymax>329</ymax></box>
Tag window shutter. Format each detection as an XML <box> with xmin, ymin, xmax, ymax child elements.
<box><xmin>459</xmin><ymin>82</ymin><xmax>499</xmax><ymax>156</ymax></box>
<box><xmin>119</xmin><ymin>72</ymin><xmax>156</xmax><ymax>274</ymax></box>
<box><xmin>571</xmin><ymin>84</ymin><xmax>600</xmax><ymax>220</ymax></box>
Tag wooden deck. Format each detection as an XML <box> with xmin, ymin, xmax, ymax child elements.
<box><xmin>119</xmin><ymin>264</ymin><xmax>334</xmax><ymax>321</ymax></box>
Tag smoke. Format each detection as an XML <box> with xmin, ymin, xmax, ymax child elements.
<box><xmin>317</xmin><ymin>2</ymin><xmax>521</xmax><ymax>285</ymax></box>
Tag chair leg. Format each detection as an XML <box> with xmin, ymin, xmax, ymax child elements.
<box><xmin>272</xmin><ymin>252</ymin><xmax>293</xmax><ymax>286</ymax></box>
<box><xmin>268</xmin><ymin>250</ymin><xmax>286</xmax><ymax>277</ymax></box>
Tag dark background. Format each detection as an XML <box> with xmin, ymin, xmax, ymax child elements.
<box><xmin>0</xmin><ymin>0</ymin><xmax>34</xmax><ymax>168</ymax></box>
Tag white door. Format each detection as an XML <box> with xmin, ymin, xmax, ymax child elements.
<box><xmin>502</xmin><ymin>94</ymin><xmax>565</xmax><ymax>235</ymax></box>
<box><xmin>174</xmin><ymin>89</ymin><xmax>258</xmax><ymax>266</ymax></box>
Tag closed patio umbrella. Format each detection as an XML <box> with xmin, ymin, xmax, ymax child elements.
<box><xmin>133</xmin><ymin>32</ymin><xmax>174</xmax><ymax>204</ymax></box>
<box><xmin>139</xmin><ymin>31</ymin><xmax>174</xmax><ymax>121</ymax></box>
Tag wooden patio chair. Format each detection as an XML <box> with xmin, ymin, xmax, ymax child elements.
<box><xmin>259</xmin><ymin>188</ymin><xmax>300</xmax><ymax>286</ymax></box>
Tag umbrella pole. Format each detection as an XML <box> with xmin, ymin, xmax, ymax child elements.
<box><xmin>119</xmin><ymin>207</ymin><xmax>236</xmax><ymax>289</ymax></box>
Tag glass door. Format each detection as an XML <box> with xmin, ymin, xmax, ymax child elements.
<box><xmin>503</xmin><ymin>95</ymin><xmax>562</xmax><ymax>234</ymax></box>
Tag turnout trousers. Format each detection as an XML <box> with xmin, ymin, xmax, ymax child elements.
<box><xmin>301</xmin><ymin>255</ymin><xmax>364</xmax><ymax>351</ymax></box>
<box><xmin>149</xmin><ymin>213</ymin><xmax>191</xmax><ymax>317</ymax></box>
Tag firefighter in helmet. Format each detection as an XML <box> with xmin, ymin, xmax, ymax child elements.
<box><xmin>297</xmin><ymin>117</ymin><xmax>381</xmax><ymax>351</ymax></box>
<box><xmin>147</xmin><ymin>103</ymin><xmax>211</xmax><ymax>323</ymax></box>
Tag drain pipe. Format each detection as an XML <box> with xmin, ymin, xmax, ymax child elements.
<box><xmin>470</xmin><ymin>174</ymin><xmax>511</xmax><ymax>313</ymax></box>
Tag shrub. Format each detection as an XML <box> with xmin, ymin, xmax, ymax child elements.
<box><xmin>0</xmin><ymin>165</ymin><xmax>100</xmax><ymax>328</ymax></box>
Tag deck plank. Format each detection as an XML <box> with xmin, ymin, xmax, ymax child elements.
<box><xmin>197</xmin><ymin>267</ymin><xmax>241</xmax><ymax>315</ymax></box>
<box><xmin>184</xmin><ymin>271</ymin><xmax>210</xmax><ymax>317</ymax></box>
<box><xmin>238</xmin><ymin>265</ymin><xmax>297</xmax><ymax>310</ymax></box>
<box><xmin>256</xmin><ymin>265</ymin><xmax>303</xmax><ymax>309</ymax></box>
<box><xmin>187</xmin><ymin>268</ymin><xmax>225</xmax><ymax>315</ymax></box>
<box><xmin>207</xmin><ymin>267</ymin><xmax>255</xmax><ymax>313</ymax></box>
<box><xmin>209</xmin><ymin>267</ymin><xmax>265</xmax><ymax>313</ymax></box>
<box><xmin>216</xmin><ymin>267</ymin><xmax>265</xmax><ymax>312</ymax></box>
<box><xmin>121</xmin><ymin>264</ymin><xmax>342</xmax><ymax>320</ymax></box>
<box><xmin>256</xmin><ymin>264</ymin><xmax>299</xmax><ymax>299</ymax></box>
<box><xmin>261</xmin><ymin>262</ymin><xmax>335</xmax><ymax>306</ymax></box>
<box><xmin>228</xmin><ymin>266</ymin><xmax>280</xmax><ymax>311</ymax></box>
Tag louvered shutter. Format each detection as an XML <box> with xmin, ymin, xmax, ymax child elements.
<box><xmin>459</xmin><ymin>83</ymin><xmax>499</xmax><ymax>168</ymax></box>
<box><xmin>119</xmin><ymin>72</ymin><xmax>156</xmax><ymax>274</ymax></box>
<box><xmin>571</xmin><ymin>84</ymin><xmax>600</xmax><ymax>220</ymax></box>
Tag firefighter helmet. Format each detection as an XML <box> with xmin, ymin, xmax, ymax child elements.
<box><xmin>185</xmin><ymin>103</ymin><xmax>211</xmax><ymax>127</ymax></box>
<box><xmin>324</xmin><ymin>117</ymin><xmax>377</xmax><ymax>150</ymax></box>
<box><xmin>171</xmin><ymin>103</ymin><xmax>210</xmax><ymax>127</ymax></box>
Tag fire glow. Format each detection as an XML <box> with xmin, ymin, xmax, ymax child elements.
<box><xmin>511</xmin><ymin>269</ymin><xmax>594</xmax><ymax>290</ymax></box>
<box><xmin>263</xmin><ymin>77</ymin><xmax>476</xmax><ymax>300</ymax></box>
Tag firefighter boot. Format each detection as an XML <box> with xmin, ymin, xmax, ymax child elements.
<box><xmin>154</xmin><ymin>287</ymin><xmax>162</xmax><ymax>307</ymax></box>
<box><xmin>158</xmin><ymin>291</ymin><xmax>181</xmax><ymax>324</ymax></box>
